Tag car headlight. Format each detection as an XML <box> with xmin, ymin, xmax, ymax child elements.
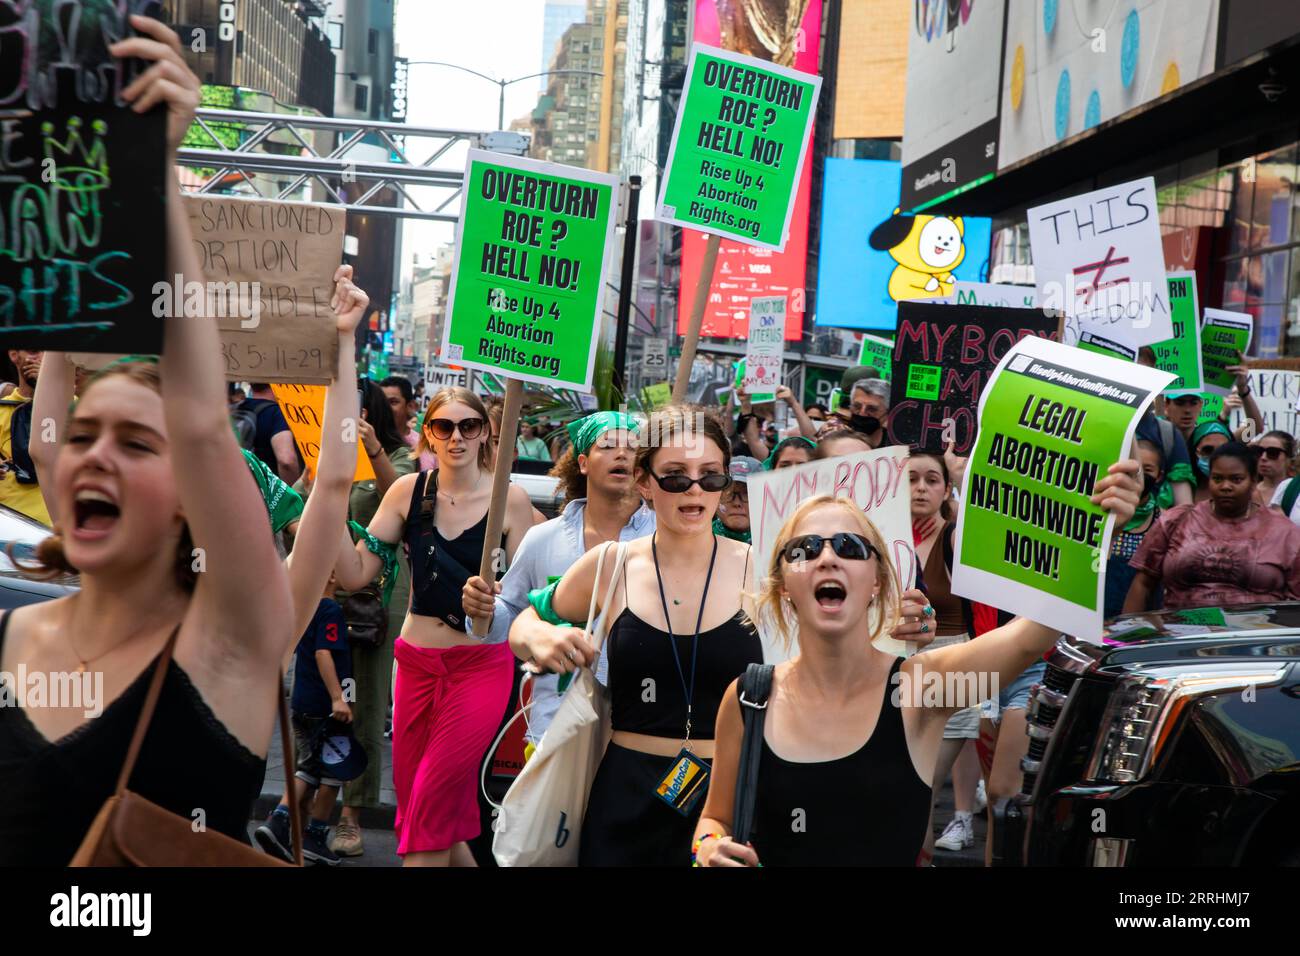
<box><xmin>1086</xmin><ymin>663</ymin><xmax>1288</xmax><ymax>784</ymax></box>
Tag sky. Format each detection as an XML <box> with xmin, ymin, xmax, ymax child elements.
<box><xmin>394</xmin><ymin>0</ymin><xmax>551</xmax><ymax>279</ymax></box>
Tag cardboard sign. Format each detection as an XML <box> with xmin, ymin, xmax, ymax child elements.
<box><xmin>642</xmin><ymin>337</ymin><xmax>669</xmax><ymax>375</ymax></box>
<box><xmin>951</xmin><ymin>336</ymin><xmax>1174</xmax><ymax>642</ymax></box>
<box><xmin>440</xmin><ymin>150</ymin><xmax>618</xmax><ymax>391</ymax></box>
<box><xmin>745</xmin><ymin>446</ymin><xmax>916</xmax><ymax>662</ymax></box>
<box><xmin>271</xmin><ymin>384</ymin><xmax>374</xmax><ymax>482</ymax></box>
<box><xmin>858</xmin><ymin>334</ymin><xmax>893</xmax><ymax>382</ymax></box>
<box><xmin>1200</xmin><ymin>308</ymin><xmax>1252</xmax><ymax>397</ymax></box>
<box><xmin>742</xmin><ymin>296</ymin><xmax>785</xmax><ymax>391</ymax></box>
<box><xmin>656</xmin><ymin>44</ymin><xmax>821</xmax><ymax>251</ymax></box>
<box><xmin>186</xmin><ymin>195</ymin><xmax>345</xmax><ymax>384</ymax></box>
<box><xmin>1153</xmin><ymin>272</ymin><xmax>1204</xmax><ymax>395</ymax></box>
<box><xmin>0</xmin><ymin>6</ymin><xmax>166</xmax><ymax>353</ymax></box>
<box><xmin>1027</xmin><ymin>177</ymin><xmax>1172</xmax><ymax>348</ymax></box>
<box><xmin>887</xmin><ymin>301</ymin><xmax>1057</xmax><ymax>454</ymax></box>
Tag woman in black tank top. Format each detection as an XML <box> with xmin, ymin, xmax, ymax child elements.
<box><xmin>0</xmin><ymin>33</ymin><xmax>368</xmax><ymax>866</ymax></box>
<box><xmin>509</xmin><ymin>408</ymin><xmax>762</xmax><ymax>865</ymax></box>
<box><xmin>694</xmin><ymin>465</ymin><xmax>1142</xmax><ymax>866</ymax></box>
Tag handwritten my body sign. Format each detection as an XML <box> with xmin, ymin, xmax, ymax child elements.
<box><xmin>271</xmin><ymin>384</ymin><xmax>373</xmax><ymax>483</ymax></box>
<box><xmin>746</xmin><ymin>446</ymin><xmax>915</xmax><ymax>662</ymax></box>
<box><xmin>0</xmin><ymin>3</ymin><xmax>166</xmax><ymax>353</ymax></box>
<box><xmin>656</xmin><ymin>44</ymin><xmax>821</xmax><ymax>251</ymax></box>
<box><xmin>742</xmin><ymin>295</ymin><xmax>784</xmax><ymax>390</ymax></box>
<box><xmin>1027</xmin><ymin>177</ymin><xmax>1172</xmax><ymax>348</ymax></box>
<box><xmin>187</xmin><ymin>195</ymin><xmax>344</xmax><ymax>385</ymax></box>
<box><xmin>887</xmin><ymin>302</ymin><xmax>1057</xmax><ymax>455</ymax></box>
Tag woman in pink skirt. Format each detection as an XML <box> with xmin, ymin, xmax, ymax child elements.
<box><xmin>337</xmin><ymin>387</ymin><xmax>534</xmax><ymax>865</ymax></box>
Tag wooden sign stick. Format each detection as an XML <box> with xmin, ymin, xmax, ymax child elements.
<box><xmin>672</xmin><ymin>233</ymin><xmax>722</xmax><ymax>404</ymax></box>
<box><xmin>472</xmin><ymin>376</ymin><xmax>523</xmax><ymax>638</ymax></box>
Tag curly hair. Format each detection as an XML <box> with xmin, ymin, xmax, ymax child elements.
<box><xmin>550</xmin><ymin>447</ymin><xmax>586</xmax><ymax>504</ymax></box>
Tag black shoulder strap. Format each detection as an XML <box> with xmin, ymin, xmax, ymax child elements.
<box><xmin>732</xmin><ymin>662</ymin><xmax>775</xmax><ymax>847</ymax></box>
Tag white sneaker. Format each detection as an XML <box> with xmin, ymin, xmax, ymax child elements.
<box><xmin>935</xmin><ymin>815</ymin><xmax>974</xmax><ymax>851</ymax></box>
<box><xmin>974</xmin><ymin>779</ymin><xmax>988</xmax><ymax>814</ymax></box>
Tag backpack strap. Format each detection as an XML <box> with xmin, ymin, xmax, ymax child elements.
<box><xmin>1283</xmin><ymin>478</ymin><xmax>1300</xmax><ymax>518</ymax></box>
<box><xmin>732</xmin><ymin>662</ymin><xmax>775</xmax><ymax>847</ymax></box>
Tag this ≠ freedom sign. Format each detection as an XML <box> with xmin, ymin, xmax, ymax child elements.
<box><xmin>656</xmin><ymin>44</ymin><xmax>821</xmax><ymax>252</ymax></box>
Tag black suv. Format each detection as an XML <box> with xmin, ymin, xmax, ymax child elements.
<box><xmin>995</xmin><ymin>604</ymin><xmax>1300</xmax><ymax>867</ymax></box>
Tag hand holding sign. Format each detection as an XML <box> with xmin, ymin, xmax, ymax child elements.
<box><xmin>114</xmin><ymin>15</ymin><xmax>201</xmax><ymax>155</ymax></box>
<box><xmin>331</xmin><ymin>264</ymin><xmax>369</xmax><ymax>336</ymax></box>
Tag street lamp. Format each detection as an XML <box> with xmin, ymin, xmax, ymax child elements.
<box><xmin>403</xmin><ymin>61</ymin><xmax>604</xmax><ymax>131</ymax></box>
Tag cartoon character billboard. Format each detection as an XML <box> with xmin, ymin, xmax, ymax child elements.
<box><xmin>815</xmin><ymin>158</ymin><xmax>991</xmax><ymax>331</ymax></box>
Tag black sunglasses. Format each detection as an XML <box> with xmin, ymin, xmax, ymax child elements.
<box><xmin>650</xmin><ymin>471</ymin><xmax>732</xmax><ymax>493</ymax></box>
<box><xmin>781</xmin><ymin>532</ymin><xmax>877</xmax><ymax>564</ymax></box>
<box><xmin>427</xmin><ymin>417</ymin><xmax>485</xmax><ymax>440</ymax></box>
<box><xmin>1260</xmin><ymin>446</ymin><xmax>1288</xmax><ymax>460</ymax></box>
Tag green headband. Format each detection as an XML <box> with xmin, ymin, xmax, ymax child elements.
<box><xmin>763</xmin><ymin>436</ymin><xmax>814</xmax><ymax>470</ymax></box>
<box><xmin>1190</xmin><ymin>420</ymin><xmax>1232</xmax><ymax>450</ymax></box>
<box><xmin>567</xmin><ymin>411</ymin><xmax>638</xmax><ymax>457</ymax></box>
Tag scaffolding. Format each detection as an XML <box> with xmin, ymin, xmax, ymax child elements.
<box><xmin>175</xmin><ymin>108</ymin><xmax>493</xmax><ymax>222</ymax></box>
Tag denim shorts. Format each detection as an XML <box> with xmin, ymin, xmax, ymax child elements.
<box><xmin>981</xmin><ymin>660</ymin><xmax>1047</xmax><ymax>723</ymax></box>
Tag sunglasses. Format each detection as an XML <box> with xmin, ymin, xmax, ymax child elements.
<box><xmin>780</xmin><ymin>532</ymin><xmax>877</xmax><ymax>564</ymax></box>
<box><xmin>650</xmin><ymin>471</ymin><xmax>732</xmax><ymax>493</ymax></box>
<box><xmin>1260</xmin><ymin>446</ymin><xmax>1288</xmax><ymax>460</ymax></box>
<box><xmin>427</xmin><ymin>417</ymin><xmax>485</xmax><ymax>440</ymax></box>
<box><xmin>1196</xmin><ymin>445</ymin><xmax>1220</xmax><ymax>458</ymax></box>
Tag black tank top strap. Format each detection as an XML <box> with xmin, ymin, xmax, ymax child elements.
<box><xmin>0</xmin><ymin>609</ymin><xmax>9</xmax><ymax>655</ymax></box>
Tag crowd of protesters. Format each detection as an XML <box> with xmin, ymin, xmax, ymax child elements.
<box><xmin>3</xmin><ymin>21</ymin><xmax>1298</xmax><ymax>872</ymax></box>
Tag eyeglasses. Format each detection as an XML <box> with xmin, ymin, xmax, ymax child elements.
<box><xmin>427</xmin><ymin>417</ymin><xmax>485</xmax><ymax>440</ymax></box>
<box><xmin>1196</xmin><ymin>445</ymin><xmax>1219</xmax><ymax>458</ymax></box>
<box><xmin>1260</xmin><ymin>446</ymin><xmax>1288</xmax><ymax>460</ymax></box>
<box><xmin>649</xmin><ymin>471</ymin><xmax>732</xmax><ymax>493</ymax></box>
<box><xmin>780</xmin><ymin>532</ymin><xmax>878</xmax><ymax>564</ymax></box>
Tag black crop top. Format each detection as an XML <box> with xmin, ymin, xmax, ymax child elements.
<box><xmin>608</xmin><ymin>606</ymin><xmax>763</xmax><ymax>738</ymax></box>
<box><xmin>747</xmin><ymin>657</ymin><xmax>932</xmax><ymax>865</ymax></box>
<box><xmin>0</xmin><ymin>614</ymin><xmax>265</xmax><ymax>866</ymax></box>
<box><xmin>404</xmin><ymin>470</ymin><xmax>505</xmax><ymax>629</ymax></box>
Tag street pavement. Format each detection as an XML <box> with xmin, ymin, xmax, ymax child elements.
<box><xmin>250</xmin><ymin>721</ymin><xmax>985</xmax><ymax>867</ymax></box>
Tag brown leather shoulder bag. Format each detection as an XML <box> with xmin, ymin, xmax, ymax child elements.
<box><xmin>69</xmin><ymin>626</ymin><xmax>302</xmax><ymax>867</ymax></box>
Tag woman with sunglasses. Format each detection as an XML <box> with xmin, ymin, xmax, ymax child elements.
<box><xmin>1256</xmin><ymin>430</ymin><xmax>1294</xmax><ymax>509</ymax></box>
<box><xmin>1124</xmin><ymin>442</ymin><xmax>1300</xmax><ymax>613</ymax></box>
<box><xmin>693</xmin><ymin>460</ymin><xmax>1141</xmax><ymax>867</ymax></box>
<box><xmin>335</xmin><ymin>386</ymin><xmax>534</xmax><ymax>866</ymax></box>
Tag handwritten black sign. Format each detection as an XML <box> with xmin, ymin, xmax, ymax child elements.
<box><xmin>887</xmin><ymin>301</ymin><xmax>1058</xmax><ymax>454</ymax></box>
<box><xmin>0</xmin><ymin>1</ymin><xmax>166</xmax><ymax>354</ymax></box>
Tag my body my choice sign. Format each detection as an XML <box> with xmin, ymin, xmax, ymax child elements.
<box><xmin>656</xmin><ymin>45</ymin><xmax>821</xmax><ymax>251</ymax></box>
<box><xmin>951</xmin><ymin>336</ymin><xmax>1173</xmax><ymax>641</ymax></box>
<box><xmin>440</xmin><ymin>150</ymin><xmax>618</xmax><ymax>390</ymax></box>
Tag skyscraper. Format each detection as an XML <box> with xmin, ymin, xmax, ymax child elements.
<box><xmin>541</xmin><ymin>3</ymin><xmax>587</xmax><ymax>88</ymax></box>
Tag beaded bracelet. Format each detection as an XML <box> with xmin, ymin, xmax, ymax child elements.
<box><xmin>691</xmin><ymin>833</ymin><xmax>725</xmax><ymax>867</ymax></box>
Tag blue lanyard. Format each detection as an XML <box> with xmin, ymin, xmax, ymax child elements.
<box><xmin>651</xmin><ymin>533</ymin><xmax>718</xmax><ymax>745</ymax></box>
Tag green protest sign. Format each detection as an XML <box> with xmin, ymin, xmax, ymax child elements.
<box><xmin>440</xmin><ymin>149</ymin><xmax>618</xmax><ymax>390</ymax></box>
<box><xmin>1198</xmin><ymin>392</ymin><xmax>1222</xmax><ymax>422</ymax></box>
<box><xmin>1077</xmin><ymin>331</ymin><xmax>1136</xmax><ymax>363</ymax></box>
<box><xmin>642</xmin><ymin>382</ymin><xmax>671</xmax><ymax>410</ymax></box>
<box><xmin>656</xmin><ymin>44</ymin><xmax>821</xmax><ymax>252</ymax></box>
<box><xmin>859</xmin><ymin>335</ymin><xmax>893</xmax><ymax>382</ymax></box>
<box><xmin>1154</xmin><ymin>272</ymin><xmax>1203</xmax><ymax>395</ymax></box>
<box><xmin>1200</xmin><ymin>308</ymin><xmax>1252</xmax><ymax>397</ymax></box>
<box><xmin>951</xmin><ymin>336</ymin><xmax>1174</xmax><ymax>641</ymax></box>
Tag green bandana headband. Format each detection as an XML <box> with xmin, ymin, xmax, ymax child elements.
<box><xmin>566</xmin><ymin>411</ymin><xmax>638</xmax><ymax>458</ymax></box>
<box><xmin>1190</xmin><ymin>420</ymin><xmax>1232</xmax><ymax>450</ymax></box>
<box><xmin>763</xmin><ymin>436</ymin><xmax>814</xmax><ymax>470</ymax></box>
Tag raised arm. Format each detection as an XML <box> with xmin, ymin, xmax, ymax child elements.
<box><xmin>114</xmin><ymin>18</ymin><xmax>291</xmax><ymax>652</ymax></box>
<box><xmin>911</xmin><ymin>459</ymin><xmax>1142</xmax><ymax>703</ymax></box>
<box><xmin>776</xmin><ymin>384</ymin><xmax>816</xmax><ymax>439</ymax></box>
<box><xmin>284</xmin><ymin>267</ymin><xmax>367</xmax><ymax>640</ymax></box>
<box><xmin>29</xmin><ymin>352</ymin><xmax>76</xmax><ymax>522</ymax></box>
